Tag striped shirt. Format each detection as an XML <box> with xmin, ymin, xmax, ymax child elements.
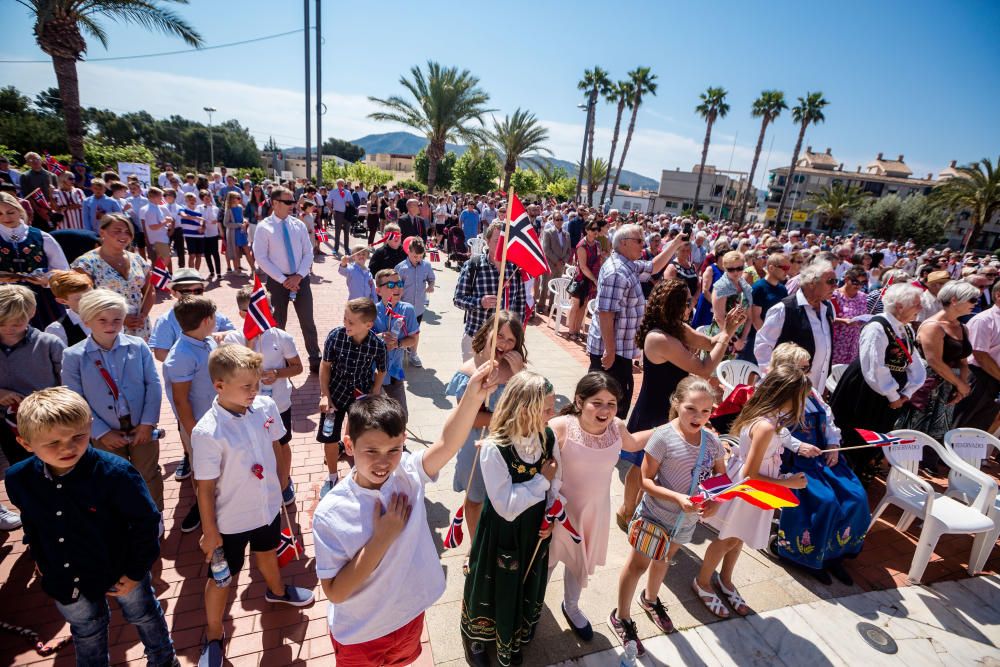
<box><xmin>52</xmin><ymin>187</ymin><xmax>85</xmax><ymax>230</ymax></box>
<box><xmin>179</xmin><ymin>208</ymin><xmax>204</xmax><ymax>237</ymax></box>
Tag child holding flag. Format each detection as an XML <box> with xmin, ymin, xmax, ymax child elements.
<box><xmin>372</xmin><ymin>268</ymin><xmax>419</xmax><ymax>417</ymax></box>
<box><xmin>610</xmin><ymin>377</ymin><xmax>725</xmax><ymax>653</ymax></box>
<box><xmin>696</xmin><ymin>366</ymin><xmax>810</xmax><ymax>618</ymax></box>
<box><xmin>192</xmin><ymin>345</ymin><xmax>315</xmax><ymax>667</ymax></box>
<box><xmin>461</xmin><ymin>371</ymin><xmax>559</xmax><ymax>667</ymax></box>
<box><xmin>225</xmin><ymin>282</ymin><xmax>304</xmax><ymax>506</ymax></box>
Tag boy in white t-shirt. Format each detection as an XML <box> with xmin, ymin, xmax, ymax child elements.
<box><xmin>312</xmin><ymin>360</ymin><xmax>497</xmax><ymax>665</ymax></box>
<box><xmin>225</xmin><ymin>285</ymin><xmax>303</xmax><ymax>505</ymax></box>
<box><xmin>192</xmin><ymin>345</ymin><xmax>315</xmax><ymax>667</ymax></box>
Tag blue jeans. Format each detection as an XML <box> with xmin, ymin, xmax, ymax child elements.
<box><xmin>54</xmin><ymin>574</ymin><xmax>175</xmax><ymax>667</ymax></box>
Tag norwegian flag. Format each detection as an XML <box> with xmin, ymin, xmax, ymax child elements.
<box><xmin>428</xmin><ymin>241</ymin><xmax>441</xmax><ymax>263</ymax></box>
<box><xmin>492</xmin><ymin>193</ymin><xmax>550</xmax><ymax>279</ymax></box>
<box><xmin>315</xmin><ymin>227</ymin><xmax>329</xmax><ymax>244</ymax></box>
<box><xmin>276</xmin><ymin>527</ymin><xmax>304</xmax><ymax>568</ymax></box>
<box><xmin>27</xmin><ymin>188</ymin><xmax>50</xmax><ymax>211</ymax></box>
<box><xmin>856</xmin><ymin>429</ymin><xmax>916</xmax><ymax>447</ymax></box>
<box><xmin>542</xmin><ymin>496</ymin><xmax>582</xmax><ymax>543</ymax></box>
<box><xmin>443</xmin><ymin>506</ymin><xmax>465</xmax><ymax>549</ymax></box>
<box><xmin>44</xmin><ymin>153</ymin><xmax>65</xmax><ymax>176</ymax></box>
<box><xmin>151</xmin><ymin>258</ymin><xmax>171</xmax><ymax>291</ymax></box>
<box><xmin>244</xmin><ymin>274</ymin><xmax>277</xmax><ymax>340</ymax></box>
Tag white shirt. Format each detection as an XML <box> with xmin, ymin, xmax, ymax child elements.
<box><xmin>140</xmin><ymin>202</ymin><xmax>170</xmax><ymax>244</ymax></box>
<box><xmin>179</xmin><ymin>183</ymin><xmax>197</xmax><ymax>195</ymax></box>
<box><xmin>859</xmin><ymin>312</ymin><xmax>926</xmax><ymax>403</ymax></box>
<box><xmin>754</xmin><ymin>290</ymin><xmax>833</xmax><ymax>393</ymax></box>
<box><xmin>0</xmin><ymin>223</ymin><xmax>69</xmax><ymax>271</ymax></box>
<box><xmin>252</xmin><ymin>215</ymin><xmax>313</xmax><ymax>283</ymax></box>
<box><xmin>222</xmin><ymin>328</ymin><xmax>299</xmax><ymax>412</ymax></box>
<box><xmin>44</xmin><ymin>309</ymin><xmax>91</xmax><ymax>346</ymax></box>
<box><xmin>191</xmin><ymin>395</ymin><xmax>286</xmax><ymax>534</ymax></box>
<box><xmin>313</xmin><ymin>450</ymin><xmax>444</xmax><ymax>644</ymax></box>
<box><xmin>198</xmin><ymin>203</ymin><xmax>220</xmax><ymax>238</ymax></box>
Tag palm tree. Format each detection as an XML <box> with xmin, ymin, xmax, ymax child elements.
<box><xmin>575</xmin><ymin>67</ymin><xmax>611</xmax><ymax>203</ymax></box>
<box><xmin>691</xmin><ymin>86</ymin><xmax>730</xmax><ymax>215</ymax></box>
<box><xmin>368</xmin><ymin>61</ymin><xmax>493</xmax><ymax>191</ymax></box>
<box><xmin>17</xmin><ymin>0</ymin><xmax>202</xmax><ymax>162</ymax></box>
<box><xmin>599</xmin><ymin>79</ymin><xmax>633</xmax><ymax>206</ymax></box>
<box><xmin>736</xmin><ymin>90</ymin><xmax>787</xmax><ymax>224</ymax></box>
<box><xmin>610</xmin><ymin>67</ymin><xmax>657</xmax><ymax>199</ymax></box>
<box><xmin>580</xmin><ymin>157</ymin><xmax>609</xmax><ymax>203</ymax></box>
<box><xmin>931</xmin><ymin>156</ymin><xmax>1000</xmax><ymax>251</ymax></box>
<box><xmin>806</xmin><ymin>182</ymin><xmax>869</xmax><ymax>231</ymax></box>
<box><xmin>774</xmin><ymin>92</ymin><xmax>829</xmax><ymax>227</ymax></box>
<box><xmin>489</xmin><ymin>108</ymin><xmax>552</xmax><ymax>192</ymax></box>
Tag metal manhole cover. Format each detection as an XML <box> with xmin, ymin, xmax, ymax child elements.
<box><xmin>857</xmin><ymin>622</ymin><xmax>898</xmax><ymax>654</ymax></box>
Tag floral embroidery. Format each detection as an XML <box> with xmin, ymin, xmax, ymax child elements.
<box><xmin>796</xmin><ymin>530</ymin><xmax>815</xmax><ymax>555</ymax></box>
<box><xmin>515</xmin><ymin>464</ymin><xmax>526</xmax><ymax>474</ymax></box>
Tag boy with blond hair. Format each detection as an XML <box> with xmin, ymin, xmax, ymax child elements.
<box><xmin>6</xmin><ymin>387</ymin><xmax>175</xmax><ymax>666</ymax></box>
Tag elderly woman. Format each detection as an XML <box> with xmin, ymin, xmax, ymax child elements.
<box><xmin>71</xmin><ymin>213</ymin><xmax>153</xmax><ymax>339</ymax></box>
<box><xmin>710</xmin><ymin>250</ymin><xmax>752</xmax><ymax>355</ymax></box>
<box><xmin>830</xmin><ymin>266</ymin><xmax>870</xmax><ymax>364</ymax></box>
<box><xmin>768</xmin><ymin>343</ymin><xmax>871</xmax><ymax>586</ymax></box>
<box><xmin>830</xmin><ymin>283</ymin><xmax>926</xmax><ymax>483</ymax></box>
<box><xmin>895</xmin><ymin>280</ymin><xmax>976</xmax><ymax>450</ymax></box>
<box><xmin>0</xmin><ymin>191</ymin><xmax>70</xmax><ymax>329</ymax></box>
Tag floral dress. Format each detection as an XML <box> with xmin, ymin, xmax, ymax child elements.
<box><xmin>831</xmin><ymin>289</ymin><xmax>868</xmax><ymax>364</ymax></box>
<box><xmin>71</xmin><ymin>249</ymin><xmax>151</xmax><ymax>339</ymax></box>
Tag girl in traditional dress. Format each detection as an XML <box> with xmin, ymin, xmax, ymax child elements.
<box><xmin>547</xmin><ymin>373</ymin><xmax>644</xmax><ymax>641</ymax></box>
<box><xmin>461</xmin><ymin>371</ymin><xmax>558</xmax><ymax>667</ymax></box>
<box><xmin>610</xmin><ymin>377</ymin><xmax>726</xmax><ymax>656</ymax></box>
<box><xmin>695</xmin><ymin>367</ymin><xmax>809</xmax><ymax>618</ymax></box>
<box><xmin>448</xmin><ymin>311</ymin><xmax>526</xmax><ymax>553</ymax></box>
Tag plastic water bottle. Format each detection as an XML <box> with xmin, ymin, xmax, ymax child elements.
<box><xmin>620</xmin><ymin>641</ymin><xmax>638</xmax><ymax>667</ymax></box>
<box><xmin>289</xmin><ymin>290</ymin><xmax>298</xmax><ymax>302</ymax></box>
<box><xmin>210</xmin><ymin>548</ymin><xmax>231</xmax><ymax>588</ymax></box>
<box><xmin>151</xmin><ymin>428</ymin><xmax>165</xmax><ymax>440</ymax></box>
<box><xmin>321</xmin><ymin>413</ymin><xmax>335</xmax><ymax>439</ymax></box>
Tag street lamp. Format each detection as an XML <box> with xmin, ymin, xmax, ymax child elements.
<box><xmin>203</xmin><ymin>106</ymin><xmax>216</xmax><ymax>171</ymax></box>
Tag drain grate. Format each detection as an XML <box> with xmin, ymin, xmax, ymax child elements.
<box><xmin>857</xmin><ymin>622</ymin><xmax>898</xmax><ymax>654</ymax></box>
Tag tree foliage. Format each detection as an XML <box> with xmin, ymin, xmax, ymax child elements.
<box><xmin>805</xmin><ymin>182</ymin><xmax>870</xmax><ymax>231</ymax></box>
<box><xmin>930</xmin><ymin>157</ymin><xmax>999</xmax><ymax>250</ymax></box>
<box><xmin>854</xmin><ymin>194</ymin><xmax>947</xmax><ymax>246</ymax></box>
<box><xmin>322</xmin><ymin>160</ymin><xmax>393</xmax><ymax>188</ymax></box>
<box><xmin>488</xmin><ymin>108</ymin><xmax>551</xmax><ymax>192</ymax></box>
<box><xmin>413</xmin><ymin>147</ymin><xmax>457</xmax><ymax>187</ymax></box>
<box><xmin>451</xmin><ymin>146</ymin><xmax>500</xmax><ymax>193</ymax></box>
<box><xmin>83</xmin><ymin>141</ymin><xmax>156</xmax><ymax>171</ymax></box>
<box><xmin>509</xmin><ymin>168</ymin><xmax>543</xmax><ymax>196</ymax></box>
<box><xmin>321</xmin><ymin>137</ymin><xmax>365</xmax><ymax>163</ymax></box>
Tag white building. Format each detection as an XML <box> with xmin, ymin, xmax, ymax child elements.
<box><xmin>610</xmin><ymin>189</ymin><xmax>656</xmax><ymax>214</ymax></box>
<box><xmin>653</xmin><ymin>165</ymin><xmax>747</xmax><ymax>218</ymax></box>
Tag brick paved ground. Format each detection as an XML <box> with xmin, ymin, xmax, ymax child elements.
<box><xmin>0</xmin><ymin>246</ymin><xmax>997</xmax><ymax>666</ymax></box>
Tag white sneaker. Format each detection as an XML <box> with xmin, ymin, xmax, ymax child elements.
<box><xmin>409</xmin><ymin>351</ymin><xmax>423</xmax><ymax>367</ymax></box>
<box><xmin>0</xmin><ymin>503</ymin><xmax>22</xmax><ymax>531</ymax></box>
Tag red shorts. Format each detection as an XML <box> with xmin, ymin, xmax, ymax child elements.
<box><xmin>330</xmin><ymin>612</ymin><xmax>424</xmax><ymax>667</ymax></box>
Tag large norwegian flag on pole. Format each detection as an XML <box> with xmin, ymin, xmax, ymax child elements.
<box><xmin>244</xmin><ymin>274</ymin><xmax>277</xmax><ymax>340</ymax></box>
<box><xmin>491</xmin><ymin>192</ymin><xmax>550</xmax><ymax>279</ymax></box>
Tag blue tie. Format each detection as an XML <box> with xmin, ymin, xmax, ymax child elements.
<box><xmin>280</xmin><ymin>219</ymin><xmax>297</xmax><ymax>276</ymax></box>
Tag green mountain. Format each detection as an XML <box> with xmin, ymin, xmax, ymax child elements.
<box><xmin>347</xmin><ymin>131</ymin><xmax>659</xmax><ymax>192</ymax></box>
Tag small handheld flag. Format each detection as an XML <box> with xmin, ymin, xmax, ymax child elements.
<box><xmin>315</xmin><ymin>228</ymin><xmax>329</xmax><ymax>244</ymax></box>
<box><xmin>276</xmin><ymin>527</ymin><xmax>303</xmax><ymax>567</ymax></box>
<box><xmin>151</xmin><ymin>258</ymin><xmax>171</xmax><ymax>291</ymax></box>
<box><xmin>542</xmin><ymin>496</ymin><xmax>582</xmax><ymax>543</ymax></box>
<box><xmin>44</xmin><ymin>153</ymin><xmax>65</xmax><ymax>176</ymax></box>
<box><xmin>824</xmin><ymin>429</ymin><xmax>918</xmax><ymax>453</ymax></box>
<box><xmin>428</xmin><ymin>241</ymin><xmax>441</xmax><ymax>263</ymax></box>
<box><xmin>443</xmin><ymin>506</ymin><xmax>465</xmax><ymax>549</ymax></box>
<box><xmin>492</xmin><ymin>193</ymin><xmax>550</xmax><ymax>279</ymax></box>
<box><xmin>244</xmin><ymin>274</ymin><xmax>277</xmax><ymax>340</ymax></box>
<box><xmin>27</xmin><ymin>188</ymin><xmax>50</xmax><ymax>211</ymax></box>
<box><xmin>691</xmin><ymin>478</ymin><xmax>799</xmax><ymax>509</ymax></box>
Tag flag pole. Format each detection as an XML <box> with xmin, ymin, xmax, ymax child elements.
<box><xmin>823</xmin><ymin>443</ymin><xmax>889</xmax><ymax>453</ymax></box>
<box><xmin>522</xmin><ymin>538</ymin><xmax>544</xmax><ymax>584</ymax></box>
<box><xmin>487</xmin><ymin>188</ymin><xmax>516</xmax><ymax>364</ymax></box>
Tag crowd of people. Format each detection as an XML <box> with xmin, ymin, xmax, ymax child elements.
<box><xmin>0</xmin><ymin>151</ymin><xmax>998</xmax><ymax>667</ymax></box>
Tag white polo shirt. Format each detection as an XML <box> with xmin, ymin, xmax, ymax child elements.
<box><xmin>222</xmin><ymin>328</ymin><xmax>299</xmax><ymax>412</ymax></box>
<box><xmin>313</xmin><ymin>450</ymin><xmax>445</xmax><ymax>644</ymax></box>
<box><xmin>191</xmin><ymin>395</ymin><xmax>287</xmax><ymax>534</ymax></box>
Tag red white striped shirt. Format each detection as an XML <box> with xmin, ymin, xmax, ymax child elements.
<box><xmin>52</xmin><ymin>187</ymin><xmax>85</xmax><ymax>230</ymax></box>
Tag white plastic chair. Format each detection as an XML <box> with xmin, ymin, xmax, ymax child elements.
<box><xmin>716</xmin><ymin>360</ymin><xmax>762</xmax><ymax>400</ymax></box>
<box><xmin>546</xmin><ymin>278</ymin><xmax>572</xmax><ymax>333</ymax></box>
<box><xmin>467</xmin><ymin>236</ymin><xmax>486</xmax><ymax>257</ymax></box>
<box><xmin>586</xmin><ymin>298</ymin><xmax>596</xmax><ymax>322</ymax></box>
<box><xmin>563</xmin><ymin>265</ymin><xmax>578</xmax><ymax>281</ymax></box>
<box><xmin>825</xmin><ymin>363</ymin><xmax>848</xmax><ymax>395</ymax></box>
<box><xmin>943</xmin><ymin>428</ymin><xmax>1000</xmax><ymax>574</ymax></box>
<box><xmin>868</xmin><ymin>429</ymin><xmax>995</xmax><ymax>583</ymax></box>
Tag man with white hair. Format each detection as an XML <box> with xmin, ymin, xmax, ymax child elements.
<box><xmin>690</xmin><ymin>229</ymin><xmax>708</xmax><ymax>268</ymax></box>
<box><xmin>325</xmin><ymin>178</ymin><xmax>352</xmax><ymax>255</ymax></box>
<box><xmin>755</xmin><ymin>259</ymin><xmax>838</xmax><ymax>392</ymax></box>
<box><xmin>586</xmin><ymin>224</ymin><xmax>686</xmax><ymax>416</ymax></box>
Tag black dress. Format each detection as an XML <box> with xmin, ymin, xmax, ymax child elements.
<box><xmin>627</xmin><ymin>349</ymin><xmax>688</xmax><ymax>432</ymax></box>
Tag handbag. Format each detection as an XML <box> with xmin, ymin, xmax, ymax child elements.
<box><xmin>627</xmin><ymin>430</ymin><xmax>709</xmax><ymax>561</ymax></box>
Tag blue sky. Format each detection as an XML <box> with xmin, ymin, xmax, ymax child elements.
<box><xmin>2</xmin><ymin>0</ymin><xmax>998</xmax><ymax>187</ymax></box>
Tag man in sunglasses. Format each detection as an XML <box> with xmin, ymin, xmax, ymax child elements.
<box><xmin>755</xmin><ymin>259</ymin><xmax>837</xmax><ymax>392</ymax></box>
<box><xmin>252</xmin><ymin>185</ymin><xmax>322</xmax><ymax>373</ymax></box>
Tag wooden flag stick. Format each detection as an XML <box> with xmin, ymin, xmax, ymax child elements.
<box><xmin>823</xmin><ymin>443</ymin><xmax>892</xmax><ymax>453</ymax></box>
<box><xmin>487</xmin><ymin>188</ymin><xmax>516</xmax><ymax>365</ymax></box>
<box><xmin>522</xmin><ymin>537</ymin><xmax>544</xmax><ymax>585</ymax></box>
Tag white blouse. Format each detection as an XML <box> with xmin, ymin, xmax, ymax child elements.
<box><xmin>479</xmin><ymin>432</ymin><xmax>562</xmax><ymax>522</ymax></box>
<box><xmin>859</xmin><ymin>312</ymin><xmax>927</xmax><ymax>403</ymax></box>
<box><xmin>0</xmin><ymin>223</ymin><xmax>69</xmax><ymax>271</ymax></box>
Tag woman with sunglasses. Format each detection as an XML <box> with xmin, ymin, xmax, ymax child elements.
<box><xmin>708</xmin><ymin>251</ymin><xmax>752</xmax><ymax>356</ymax></box>
<box><xmin>830</xmin><ymin>266</ymin><xmax>870</xmax><ymax>364</ymax></box>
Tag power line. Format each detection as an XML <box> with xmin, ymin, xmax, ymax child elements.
<box><xmin>0</xmin><ymin>27</ymin><xmax>310</xmax><ymax>64</ymax></box>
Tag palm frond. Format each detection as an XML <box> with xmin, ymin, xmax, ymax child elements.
<box><xmin>77</xmin><ymin>0</ymin><xmax>202</xmax><ymax>46</ymax></box>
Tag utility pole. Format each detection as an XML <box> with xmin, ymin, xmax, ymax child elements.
<box><xmin>315</xmin><ymin>0</ymin><xmax>323</xmax><ymax>184</ymax></box>
<box><xmin>203</xmin><ymin>106</ymin><xmax>216</xmax><ymax>171</ymax></box>
<box><xmin>304</xmin><ymin>0</ymin><xmax>311</xmax><ymax>182</ymax></box>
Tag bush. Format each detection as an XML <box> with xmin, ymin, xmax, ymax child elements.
<box><xmin>393</xmin><ymin>179</ymin><xmax>426</xmax><ymax>194</ymax></box>
<box><xmin>84</xmin><ymin>141</ymin><xmax>156</xmax><ymax>172</ymax></box>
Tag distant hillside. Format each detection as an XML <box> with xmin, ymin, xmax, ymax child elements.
<box><xmin>347</xmin><ymin>131</ymin><xmax>659</xmax><ymax>192</ymax></box>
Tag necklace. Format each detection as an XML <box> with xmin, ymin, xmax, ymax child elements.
<box><xmin>100</xmin><ymin>249</ymin><xmax>129</xmax><ymax>275</ymax></box>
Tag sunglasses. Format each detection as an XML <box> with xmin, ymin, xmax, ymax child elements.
<box><xmin>379</xmin><ymin>280</ymin><xmax>404</xmax><ymax>289</ymax></box>
<box><xmin>774</xmin><ymin>264</ymin><xmax>791</xmax><ymax>271</ymax></box>
<box><xmin>824</xmin><ymin>278</ymin><xmax>839</xmax><ymax>286</ymax></box>
<box><xmin>725</xmin><ymin>266</ymin><xmax>745</xmax><ymax>273</ymax></box>
<box><xmin>847</xmin><ymin>279</ymin><xmax>864</xmax><ymax>286</ymax></box>
<box><xmin>273</xmin><ymin>198</ymin><xmax>295</xmax><ymax>205</ymax></box>
<box><xmin>176</xmin><ymin>287</ymin><xmax>205</xmax><ymax>295</ymax></box>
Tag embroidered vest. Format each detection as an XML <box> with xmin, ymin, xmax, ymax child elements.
<box><xmin>0</xmin><ymin>227</ymin><xmax>48</xmax><ymax>274</ymax></box>
<box><xmin>871</xmin><ymin>315</ymin><xmax>913</xmax><ymax>390</ymax></box>
<box><xmin>497</xmin><ymin>428</ymin><xmax>555</xmax><ymax>484</ymax></box>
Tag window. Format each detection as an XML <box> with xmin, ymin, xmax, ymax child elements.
<box><xmin>712</xmin><ymin>184</ymin><xmax>724</xmax><ymax>197</ymax></box>
<box><xmin>793</xmin><ymin>174</ymin><xmax>807</xmax><ymax>184</ymax></box>
<box><xmin>776</xmin><ymin>175</ymin><xmax>787</xmax><ymax>186</ymax></box>
<box><xmin>862</xmin><ymin>181</ymin><xmax>884</xmax><ymax>196</ymax></box>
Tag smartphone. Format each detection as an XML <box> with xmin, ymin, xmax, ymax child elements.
<box><xmin>683</xmin><ymin>221</ymin><xmax>693</xmax><ymax>237</ymax></box>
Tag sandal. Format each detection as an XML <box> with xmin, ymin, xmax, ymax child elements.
<box><xmin>712</xmin><ymin>573</ymin><xmax>751</xmax><ymax>616</ymax></box>
<box><xmin>691</xmin><ymin>578</ymin><xmax>730</xmax><ymax>619</ymax></box>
